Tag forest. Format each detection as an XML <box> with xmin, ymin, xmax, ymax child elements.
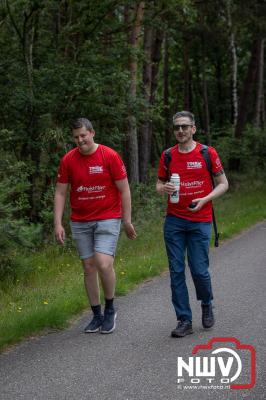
<box><xmin>0</xmin><ymin>0</ymin><xmax>266</xmax><ymax>278</ymax></box>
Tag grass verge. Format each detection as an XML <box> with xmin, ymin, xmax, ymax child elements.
<box><xmin>0</xmin><ymin>175</ymin><xmax>266</xmax><ymax>352</ymax></box>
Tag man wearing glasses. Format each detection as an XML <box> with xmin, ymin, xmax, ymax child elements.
<box><xmin>156</xmin><ymin>111</ymin><xmax>228</xmax><ymax>337</ymax></box>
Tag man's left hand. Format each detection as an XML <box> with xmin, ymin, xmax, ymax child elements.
<box><xmin>123</xmin><ymin>221</ymin><xmax>137</xmax><ymax>239</ymax></box>
<box><xmin>187</xmin><ymin>198</ymin><xmax>206</xmax><ymax>212</ymax></box>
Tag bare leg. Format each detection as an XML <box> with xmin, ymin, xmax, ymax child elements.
<box><xmin>94</xmin><ymin>252</ymin><xmax>116</xmax><ymax>299</ymax></box>
<box><xmin>82</xmin><ymin>257</ymin><xmax>100</xmax><ymax>306</ymax></box>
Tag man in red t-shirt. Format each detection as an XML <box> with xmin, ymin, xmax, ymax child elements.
<box><xmin>54</xmin><ymin>118</ymin><xmax>136</xmax><ymax>334</ymax></box>
<box><xmin>156</xmin><ymin>111</ymin><xmax>228</xmax><ymax>338</ymax></box>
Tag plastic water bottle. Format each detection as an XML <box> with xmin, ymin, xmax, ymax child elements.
<box><xmin>170</xmin><ymin>173</ymin><xmax>180</xmax><ymax>203</ymax></box>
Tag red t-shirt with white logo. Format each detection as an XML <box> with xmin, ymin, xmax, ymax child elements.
<box><xmin>157</xmin><ymin>142</ymin><xmax>224</xmax><ymax>222</ymax></box>
<box><xmin>57</xmin><ymin>145</ymin><xmax>127</xmax><ymax>221</ymax></box>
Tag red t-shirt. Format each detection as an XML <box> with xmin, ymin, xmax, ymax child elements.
<box><xmin>157</xmin><ymin>142</ymin><xmax>224</xmax><ymax>222</ymax></box>
<box><xmin>57</xmin><ymin>145</ymin><xmax>127</xmax><ymax>221</ymax></box>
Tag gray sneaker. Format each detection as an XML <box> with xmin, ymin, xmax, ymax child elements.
<box><xmin>201</xmin><ymin>304</ymin><xmax>215</xmax><ymax>329</ymax></box>
<box><xmin>101</xmin><ymin>309</ymin><xmax>117</xmax><ymax>334</ymax></box>
<box><xmin>171</xmin><ymin>320</ymin><xmax>193</xmax><ymax>338</ymax></box>
<box><xmin>84</xmin><ymin>315</ymin><xmax>104</xmax><ymax>333</ymax></box>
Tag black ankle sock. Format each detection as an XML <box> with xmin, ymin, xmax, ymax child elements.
<box><xmin>105</xmin><ymin>298</ymin><xmax>114</xmax><ymax>311</ymax></box>
<box><xmin>91</xmin><ymin>304</ymin><xmax>102</xmax><ymax>316</ymax></box>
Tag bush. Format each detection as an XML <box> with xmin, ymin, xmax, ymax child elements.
<box><xmin>211</xmin><ymin>125</ymin><xmax>266</xmax><ymax>175</ymax></box>
<box><xmin>0</xmin><ymin>159</ymin><xmax>43</xmax><ymax>280</ymax></box>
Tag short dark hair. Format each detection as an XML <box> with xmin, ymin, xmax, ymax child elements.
<box><xmin>71</xmin><ymin>118</ymin><xmax>93</xmax><ymax>131</ymax></box>
<box><xmin>173</xmin><ymin>111</ymin><xmax>195</xmax><ymax>125</ymax></box>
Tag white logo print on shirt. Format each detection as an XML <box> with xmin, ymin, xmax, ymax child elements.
<box><xmin>89</xmin><ymin>166</ymin><xmax>103</xmax><ymax>174</ymax></box>
<box><xmin>77</xmin><ymin>185</ymin><xmax>106</xmax><ymax>193</ymax></box>
<box><xmin>181</xmin><ymin>181</ymin><xmax>204</xmax><ymax>188</ymax></box>
<box><xmin>187</xmin><ymin>161</ymin><xmax>202</xmax><ymax>169</ymax></box>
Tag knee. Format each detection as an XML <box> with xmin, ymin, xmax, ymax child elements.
<box><xmin>93</xmin><ymin>253</ymin><xmax>114</xmax><ymax>276</ymax></box>
<box><xmin>169</xmin><ymin>266</ymin><xmax>186</xmax><ymax>285</ymax></box>
<box><xmin>83</xmin><ymin>260</ymin><xmax>97</xmax><ymax>276</ymax></box>
<box><xmin>191</xmin><ymin>271</ymin><xmax>210</xmax><ymax>281</ymax></box>
<box><xmin>96</xmin><ymin>258</ymin><xmax>114</xmax><ymax>276</ymax></box>
<box><xmin>97</xmin><ymin>261</ymin><xmax>114</xmax><ymax>275</ymax></box>
<box><xmin>170</xmin><ymin>269</ymin><xmax>185</xmax><ymax>279</ymax></box>
<box><xmin>169</xmin><ymin>261</ymin><xmax>185</xmax><ymax>275</ymax></box>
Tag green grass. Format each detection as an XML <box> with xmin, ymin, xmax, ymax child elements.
<box><xmin>215</xmin><ymin>178</ymin><xmax>266</xmax><ymax>239</ymax></box>
<box><xmin>0</xmin><ymin>175</ymin><xmax>266</xmax><ymax>352</ymax></box>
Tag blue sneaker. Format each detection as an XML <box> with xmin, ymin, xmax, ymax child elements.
<box><xmin>84</xmin><ymin>315</ymin><xmax>104</xmax><ymax>333</ymax></box>
<box><xmin>101</xmin><ymin>309</ymin><xmax>117</xmax><ymax>334</ymax></box>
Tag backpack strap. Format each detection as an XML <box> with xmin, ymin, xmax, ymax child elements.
<box><xmin>200</xmin><ymin>145</ymin><xmax>215</xmax><ymax>187</ymax></box>
<box><xmin>200</xmin><ymin>144</ymin><xmax>219</xmax><ymax>247</ymax></box>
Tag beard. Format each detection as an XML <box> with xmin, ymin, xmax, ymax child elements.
<box><xmin>175</xmin><ymin>134</ymin><xmax>191</xmax><ymax>144</ymax></box>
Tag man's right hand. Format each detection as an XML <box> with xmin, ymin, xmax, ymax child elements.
<box><xmin>161</xmin><ymin>182</ymin><xmax>176</xmax><ymax>195</ymax></box>
<box><xmin>54</xmin><ymin>224</ymin><xmax>65</xmax><ymax>245</ymax></box>
<box><xmin>156</xmin><ymin>179</ymin><xmax>177</xmax><ymax>196</ymax></box>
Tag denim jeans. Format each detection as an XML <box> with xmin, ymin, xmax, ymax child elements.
<box><xmin>164</xmin><ymin>215</ymin><xmax>213</xmax><ymax>322</ymax></box>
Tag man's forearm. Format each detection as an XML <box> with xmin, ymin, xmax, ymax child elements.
<box><xmin>54</xmin><ymin>192</ymin><xmax>66</xmax><ymax>226</ymax></box>
<box><xmin>203</xmin><ymin>182</ymin><xmax>228</xmax><ymax>203</ymax></box>
<box><xmin>121</xmin><ymin>189</ymin><xmax>132</xmax><ymax>223</ymax></box>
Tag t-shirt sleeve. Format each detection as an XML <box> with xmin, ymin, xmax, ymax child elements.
<box><xmin>56</xmin><ymin>156</ymin><xmax>69</xmax><ymax>184</ymax></box>
<box><xmin>157</xmin><ymin>151</ymin><xmax>167</xmax><ymax>181</ymax></box>
<box><xmin>108</xmin><ymin>150</ymin><xmax>127</xmax><ymax>181</ymax></box>
<box><xmin>208</xmin><ymin>147</ymin><xmax>224</xmax><ymax>175</ymax></box>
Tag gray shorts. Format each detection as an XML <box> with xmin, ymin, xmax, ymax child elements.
<box><xmin>70</xmin><ymin>219</ymin><xmax>121</xmax><ymax>260</ymax></box>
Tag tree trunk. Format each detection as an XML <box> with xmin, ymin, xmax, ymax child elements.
<box><xmin>150</xmin><ymin>29</ymin><xmax>163</xmax><ymax>106</ymax></box>
<box><xmin>201</xmin><ymin>34</ymin><xmax>211</xmax><ymax>144</ymax></box>
<box><xmin>234</xmin><ymin>38</ymin><xmax>261</xmax><ymax>138</ymax></box>
<box><xmin>124</xmin><ymin>2</ymin><xmax>145</xmax><ymax>183</ymax></box>
<box><xmin>138</xmin><ymin>20</ymin><xmax>163</xmax><ymax>182</ymax></box>
<box><xmin>254</xmin><ymin>38</ymin><xmax>265</xmax><ymax>128</ymax></box>
<box><xmin>149</xmin><ymin>28</ymin><xmax>163</xmax><ymax>167</ymax></box>
<box><xmin>183</xmin><ymin>35</ymin><xmax>193</xmax><ymax>111</ymax></box>
<box><xmin>215</xmin><ymin>60</ymin><xmax>224</xmax><ymax>126</ymax></box>
<box><xmin>227</xmin><ymin>0</ymin><xmax>238</xmax><ymax>126</ymax></box>
<box><xmin>261</xmin><ymin>87</ymin><xmax>265</xmax><ymax>127</ymax></box>
<box><xmin>164</xmin><ymin>34</ymin><xmax>172</xmax><ymax>148</ymax></box>
<box><xmin>193</xmin><ymin>56</ymin><xmax>204</xmax><ymax>129</ymax></box>
<box><xmin>139</xmin><ymin>22</ymin><xmax>153</xmax><ymax>183</ymax></box>
<box><xmin>230</xmin><ymin>31</ymin><xmax>238</xmax><ymax>126</ymax></box>
<box><xmin>229</xmin><ymin>37</ymin><xmax>262</xmax><ymax>171</ymax></box>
